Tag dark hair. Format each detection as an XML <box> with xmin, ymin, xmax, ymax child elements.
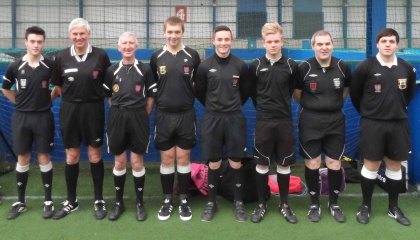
<box><xmin>213</xmin><ymin>25</ymin><xmax>233</xmax><ymax>39</ymax></box>
<box><xmin>25</xmin><ymin>26</ymin><xmax>46</xmax><ymax>40</ymax></box>
<box><xmin>376</xmin><ymin>28</ymin><xmax>399</xmax><ymax>44</ymax></box>
<box><xmin>164</xmin><ymin>16</ymin><xmax>184</xmax><ymax>33</ymax></box>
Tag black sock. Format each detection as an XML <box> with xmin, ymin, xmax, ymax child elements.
<box><xmin>328</xmin><ymin>168</ymin><xmax>342</xmax><ymax>205</ymax></box>
<box><xmin>207</xmin><ymin>168</ymin><xmax>220</xmax><ymax>203</ymax></box>
<box><xmin>231</xmin><ymin>167</ymin><xmax>244</xmax><ymax>203</ymax></box>
<box><xmin>277</xmin><ymin>172</ymin><xmax>290</xmax><ymax>206</ymax></box>
<box><xmin>90</xmin><ymin>160</ymin><xmax>104</xmax><ymax>201</ymax></box>
<box><xmin>65</xmin><ymin>163</ymin><xmax>79</xmax><ymax>202</ymax></box>
<box><xmin>114</xmin><ymin>173</ymin><xmax>126</xmax><ymax>204</ymax></box>
<box><xmin>386</xmin><ymin>177</ymin><xmax>401</xmax><ymax>208</ymax></box>
<box><xmin>160</xmin><ymin>172</ymin><xmax>175</xmax><ymax>196</ymax></box>
<box><xmin>133</xmin><ymin>175</ymin><xmax>146</xmax><ymax>204</ymax></box>
<box><xmin>255</xmin><ymin>171</ymin><xmax>268</xmax><ymax>205</ymax></box>
<box><xmin>41</xmin><ymin>169</ymin><xmax>53</xmax><ymax>202</ymax></box>
<box><xmin>361</xmin><ymin>176</ymin><xmax>376</xmax><ymax>208</ymax></box>
<box><xmin>16</xmin><ymin>171</ymin><xmax>29</xmax><ymax>203</ymax></box>
<box><xmin>305</xmin><ymin>166</ymin><xmax>320</xmax><ymax>205</ymax></box>
<box><xmin>177</xmin><ymin>171</ymin><xmax>191</xmax><ymax>198</ymax></box>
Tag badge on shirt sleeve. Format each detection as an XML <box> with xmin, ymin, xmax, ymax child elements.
<box><xmin>232</xmin><ymin>75</ymin><xmax>239</xmax><ymax>87</ymax></box>
<box><xmin>93</xmin><ymin>71</ymin><xmax>98</xmax><ymax>79</ymax></box>
<box><xmin>41</xmin><ymin>80</ymin><xmax>48</xmax><ymax>89</ymax></box>
<box><xmin>398</xmin><ymin>78</ymin><xmax>407</xmax><ymax>90</ymax></box>
<box><xmin>310</xmin><ymin>82</ymin><xmax>316</xmax><ymax>92</ymax></box>
<box><xmin>159</xmin><ymin>66</ymin><xmax>166</xmax><ymax>75</ymax></box>
<box><xmin>135</xmin><ymin>84</ymin><xmax>141</xmax><ymax>93</ymax></box>
<box><xmin>113</xmin><ymin>84</ymin><xmax>119</xmax><ymax>92</ymax></box>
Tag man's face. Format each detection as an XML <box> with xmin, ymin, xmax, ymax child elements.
<box><xmin>70</xmin><ymin>26</ymin><xmax>90</xmax><ymax>49</ymax></box>
<box><xmin>377</xmin><ymin>35</ymin><xmax>398</xmax><ymax>58</ymax></box>
<box><xmin>118</xmin><ymin>35</ymin><xmax>137</xmax><ymax>59</ymax></box>
<box><xmin>25</xmin><ymin>34</ymin><xmax>45</xmax><ymax>57</ymax></box>
<box><xmin>312</xmin><ymin>35</ymin><xmax>334</xmax><ymax>62</ymax></box>
<box><xmin>263</xmin><ymin>32</ymin><xmax>283</xmax><ymax>58</ymax></box>
<box><xmin>164</xmin><ymin>24</ymin><xmax>183</xmax><ymax>48</ymax></box>
<box><xmin>212</xmin><ymin>30</ymin><xmax>232</xmax><ymax>57</ymax></box>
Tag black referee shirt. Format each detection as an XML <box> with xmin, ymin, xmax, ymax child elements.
<box><xmin>104</xmin><ymin>60</ymin><xmax>157</xmax><ymax>109</ymax></box>
<box><xmin>195</xmin><ymin>53</ymin><xmax>251</xmax><ymax>112</ymax></box>
<box><xmin>350</xmin><ymin>55</ymin><xmax>416</xmax><ymax>120</ymax></box>
<box><xmin>150</xmin><ymin>45</ymin><xmax>201</xmax><ymax>113</ymax></box>
<box><xmin>249</xmin><ymin>55</ymin><xmax>299</xmax><ymax>120</ymax></box>
<box><xmin>297</xmin><ymin>56</ymin><xmax>351</xmax><ymax>112</ymax></box>
<box><xmin>51</xmin><ymin>44</ymin><xmax>111</xmax><ymax>102</ymax></box>
<box><xmin>2</xmin><ymin>55</ymin><xmax>52</xmax><ymax>112</ymax></box>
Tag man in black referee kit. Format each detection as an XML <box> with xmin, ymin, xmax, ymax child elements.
<box><xmin>104</xmin><ymin>32</ymin><xmax>157</xmax><ymax>221</ymax></box>
<box><xmin>2</xmin><ymin>26</ymin><xmax>55</xmax><ymax>220</ymax></box>
<box><xmin>150</xmin><ymin>16</ymin><xmax>201</xmax><ymax>221</ymax></box>
<box><xmin>293</xmin><ymin>30</ymin><xmax>351</xmax><ymax>223</ymax></box>
<box><xmin>248</xmin><ymin>22</ymin><xmax>300</xmax><ymax>224</ymax></box>
<box><xmin>196</xmin><ymin>25</ymin><xmax>251</xmax><ymax>222</ymax></box>
<box><xmin>350</xmin><ymin>28</ymin><xmax>416</xmax><ymax>226</ymax></box>
<box><xmin>50</xmin><ymin>18</ymin><xmax>111</xmax><ymax>220</ymax></box>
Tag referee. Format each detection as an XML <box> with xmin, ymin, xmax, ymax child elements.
<box><xmin>249</xmin><ymin>22</ymin><xmax>300</xmax><ymax>224</ymax></box>
<box><xmin>150</xmin><ymin>16</ymin><xmax>201</xmax><ymax>221</ymax></box>
<box><xmin>104</xmin><ymin>32</ymin><xmax>157</xmax><ymax>221</ymax></box>
<box><xmin>50</xmin><ymin>18</ymin><xmax>111</xmax><ymax>220</ymax></box>
<box><xmin>293</xmin><ymin>30</ymin><xmax>351</xmax><ymax>223</ymax></box>
<box><xmin>350</xmin><ymin>28</ymin><xmax>416</xmax><ymax>226</ymax></box>
<box><xmin>2</xmin><ymin>26</ymin><xmax>55</xmax><ymax>220</ymax></box>
<box><xmin>196</xmin><ymin>25</ymin><xmax>251</xmax><ymax>222</ymax></box>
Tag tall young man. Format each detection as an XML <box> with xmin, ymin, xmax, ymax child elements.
<box><xmin>249</xmin><ymin>22</ymin><xmax>300</xmax><ymax>224</ymax></box>
<box><xmin>293</xmin><ymin>30</ymin><xmax>351</xmax><ymax>223</ymax></box>
<box><xmin>104</xmin><ymin>32</ymin><xmax>157</xmax><ymax>221</ymax></box>
<box><xmin>350</xmin><ymin>28</ymin><xmax>416</xmax><ymax>226</ymax></box>
<box><xmin>2</xmin><ymin>26</ymin><xmax>55</xmax><ymax>220</ymax></box>
<box><xmin>150</xmin><ymin>16</ymin><xmax>201</xmax><ymax>221</ymax></box>
<box><xmin>196</xmin><ymin>25</ymin><xmax>251</xmax><ymax>222</ymax></box>
<box><xmin>50</xmin><ymin>18</ymin><xmax>111</xmax><ymax>220</ymax></box>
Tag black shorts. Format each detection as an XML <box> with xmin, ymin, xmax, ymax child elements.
<box><xmin>154</xmin><ymin>108</ymin><xmax>196</xmax><ymax>151</ymax></box>
<box><xmin>359</xmin><ymin>117</ymin><xmax>411</xmax><ymax>161</ymax></box>
<box><xmin>59</xmin><ymin>100</ymin><xmax>105</xmax><ymax>148</ymax></box>
<box><xmin>107</xmin><ymin>107</ymin><xmax>150</xmax><ymax>155</ymax></box>
<box><xmin>201</xmin><ymin>111</ymin><xmax>247</xmax><ymax>161</ymax></box>
<box><xmin>298</xmin><ymin>109</ymin><xmax>345</xmax><ymax>160</ymax></box>
<box><xmin>253</xmin><ymin>119</ymin><xmax>296</xmax><ymax>166</ymax></box>
<box><xmin>12</xmin><ymin>110</ymin><xmax>54</xmax><ymax>155</ymax></box>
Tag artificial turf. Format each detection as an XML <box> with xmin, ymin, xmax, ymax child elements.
<box><xmin>0</xmin><ymin>161</ymin><xmax>419</xmax><ymax>240</ymax></box>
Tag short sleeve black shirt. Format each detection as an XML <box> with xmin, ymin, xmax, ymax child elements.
<box><xmin>104</xmin><ymin>59</ymin><xmax>157</xmax><ymax>109</ymax></box>
<box><xmin>350</xmin><ymin>55</ymin><xmax>416</xmax><ymax>120</ymax></box>
<box><xmin>150</xmin><ymin>45</ymin><xmax>201</xmax><ymax>113</ymax></box>
<box><xmin>297</xmin><ymin>57</ymin><xmax>351</xmax><ymax>112</ymax></box>
<box><xmin>2</xmin><ymin>55</ymin><xmax>53</xmax><ymax>112</ymax></box>
<box><xmin>50</xmin><ymin>44</ymin><xmax>111</xmax><ymax>102</ymax></box>
<box><xmin>249</xmin><ymin>55</ymin><xmax>299</xmax><ymax>120</ymax></box>
<box><xmin>195</xmin><ymin>53</ymin><xmax>251</xmax><ymax>112</ymax></box>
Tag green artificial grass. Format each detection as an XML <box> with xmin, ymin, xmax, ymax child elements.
<box><xmin>0</xmin><ymin>161</ymin><xmax>419</xmax><ymax>240</ymax></box>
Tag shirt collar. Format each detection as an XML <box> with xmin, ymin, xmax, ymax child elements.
<box><xmin>22</xmin><ymin>54</ymin><xmax>44</xmax><ymax>68</ymax></box>
<box><xmin>71</xmin><ymin>44</ymin><xmax>92</xmax><ymax>62</ymax></box>
<box><xmin>163</xmin><ymin>44</ymin><xmax>185</xmax><ymax>52</ymax></box>
<box><xmin>376</xmin><ymin>53</ymin><xmax>398</xmax><ymax>66</ymax></box>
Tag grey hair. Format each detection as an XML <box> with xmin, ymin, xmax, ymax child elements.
<box><xmin>68</xmin><ymin>18</ymin><xmax>90</xmax><ymax>33</ymax></box>
<box><xmin>118</xmin><ymin>32</ymin><xmax>138</xmax><ymax>46</ymax></box>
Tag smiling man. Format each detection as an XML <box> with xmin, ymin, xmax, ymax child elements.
<box><xmin>2</xmin><ymin>26</ymin><xmax>55</xmax><ymax>220</ymax></box>
<box><xmin>104</xmin><ymin>32</ymin><xmax>156</xmax><ymax>222</ymax></box>
<box><xmin>195</xmin><ymin>25</ymin><xmax>251</xmax><ymax>222</ymax></box>
<box><xmin>149</xmin><ymin>16</ymin><xmax>201</xmax><ymax>221</ymax></box>
<box><xmin>293</xmin><ymin>30</ymin><xmax>351</xmax><ymax>223</ymax></box>
<box><xmin>50</xmin><ymin>18</ymin><xmax>111</xmax><ymax>220</ymax></box>
<box><xmin>248</xmin><ymin>22</ymin><xmax>300</xmax><ymax>224</ymax></box>
<box><xmin>350</xmin><ymin>28</ymin><xmax>416</xmax><ymax>226</ymax></box>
